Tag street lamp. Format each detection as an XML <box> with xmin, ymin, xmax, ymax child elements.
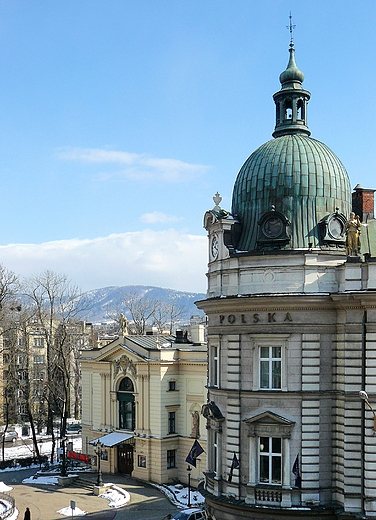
<box><xmin>94</xmin><ymin>441</ymin><xmax>104</xmax><ymax>486</ymax></box>
<box><xmin>61</xmin><ymin>437</ymin><xmax>67</xmax><ymax>477</ymax></box>
<box><xmin>186</xmin><ymin>465</ymin><xmax>192</xmax><ymax>508</ymax></box>
<box><xmin>359</xmin><ymin>390</ymin><xmax>376</xmax><ymax>431</ymax></box>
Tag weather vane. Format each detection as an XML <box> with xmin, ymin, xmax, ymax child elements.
<box><xmin>286</xmin><ymin>12</ymin><xmax>296</xmax><ymax>42</ymax></box>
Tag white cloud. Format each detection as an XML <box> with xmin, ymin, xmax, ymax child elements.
<box><xmin>140</xmin><ymin>211</ymin><xmax>182</xmax><ymax>224</ymax></box>
<box><xmin>57</xmin><ymin>147</ymin><xmax>210</xmax><ymax>183</ymax></box>
<box><xmin>0</xmin><ymin>230</ymin><xmax>208</xmax><ymax>294</ymax></box>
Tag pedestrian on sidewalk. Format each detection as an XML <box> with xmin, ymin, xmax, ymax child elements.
<box><xmin>24</xmin><ymin>507</ymin><xmax>31</xmax><ymax>520</ymax></box>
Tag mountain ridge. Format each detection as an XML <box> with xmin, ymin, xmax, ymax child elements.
<box><xmin>80</xmin><ymin>284</ymin><xmax>206</xmax><ymax>323</ymax></box>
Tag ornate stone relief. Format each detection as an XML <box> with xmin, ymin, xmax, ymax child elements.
<box><xmin>113</xmin><ymin>355</ymin><xmax>137</xmax><ymax>378</ymax></box>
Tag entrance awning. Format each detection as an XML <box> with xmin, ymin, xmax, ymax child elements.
<box><xmin>90</xmin><ymin>432</ymin><xmax>133</xmax><ymax>447</ymax></box>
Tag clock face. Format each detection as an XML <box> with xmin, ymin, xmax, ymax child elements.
<box><xmin>211</xmin><ymin>234</ymin><xmax>219</xmax><ymax>259</ymax></box>
<box><xmin>328</xmin><ymin>217</ymin><xmax>343</xmax><ymax>239</ymax></box>
<box><xmin>262</xmin><ymin>216</ymin><xmax>284</xmax><ymax>238</ymax></box>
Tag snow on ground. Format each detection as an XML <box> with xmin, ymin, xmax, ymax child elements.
<box><xmin>0</xmin><ymin>481</ymin><xmax>13</xmax><ymax>491</ymax></box>
<box><xmin>57</xmin><ymin>505</ymin><xmax>87</xmax><ymax>517</ymax></box>
<box><xmin>23</xmin><ymin>474</ymin><xmax>59</xmax><ymax>485</ymax></box>
<box><xmin>156</xmin><ymin>482</ymin><xmax>205</xmax><ymax>508</ymax></box>
<box><xmin>1</xmin><ymin>435</ymin><xmax>82</xmax><ymax>462</ymax></box>
<box><xmin>1</xmin><ymin>505</ymin><xmax>18</xmax><ymax>520</ymax></box>
<box><xmin>100</xmin><ymin>485</ymin><xmax>130</xmax><ymax>508</ymax></box>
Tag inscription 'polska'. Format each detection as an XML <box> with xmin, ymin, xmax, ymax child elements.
<box><xmin>219</xmin><ymin>313</ymin><xmax>292</xmax><ymax>324</ymax></box>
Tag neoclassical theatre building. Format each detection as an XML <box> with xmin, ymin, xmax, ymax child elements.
<box><xmin>197</xmin><ymin>40</ymin><xmax>376</xmax><ymax>520</ymax></box>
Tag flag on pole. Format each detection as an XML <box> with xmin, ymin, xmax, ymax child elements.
<box><xmin>228</xmin><ymin>452</ymin><xmax>240</xmax><ymax>483</ymax></box>
<box><xmin>292</xmin><ymin>453</ymin><xmax>301</xmax><ymax>488</ymax></box>
<box><xmin>185</xmin><ymin>440</ymin><xmax>204</xmax><ymax>468</ymax></box>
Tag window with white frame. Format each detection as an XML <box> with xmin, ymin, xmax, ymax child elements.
<box><xmin>259</xmin><ymin>346</ymin><xmax>281</xmax><ymax>390</ymax></box>
<box><xmin>251</xmin><ymin>335</ymin><xmax>289</xmax><ymax>392</ymax></box>
<box><xmin>33</xmin><ymin>337</ymin><xmax>44</xmax><ymax>348</ymax></box>
<box><xmin>210</xmin><ymin>345</ymin><xmax>220</xmax><ymax>387</ymax></box>
<box><xmin>259</xmin><ymin>436</ymin><xmax>282</xmax><ymax>484</ymax></box>
<box><xmin>245</xmin><ymin>411</ymin><xmax>295</xmax><ymax>493</ymax></box>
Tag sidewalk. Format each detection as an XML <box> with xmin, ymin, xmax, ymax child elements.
<box><xmin>5</xmin><ymin>471</ymin><xmax>178</xmax><ymax>520</ymax></box>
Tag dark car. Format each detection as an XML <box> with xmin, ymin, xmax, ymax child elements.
<box><xmin>66</xmin><ymin>424</ymin><xmax>82</xmax><ymax>433</ymax></box>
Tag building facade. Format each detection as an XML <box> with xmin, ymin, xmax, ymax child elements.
<box><xmin>0</xmin><ymin>319</ymin><xmax>92</xmax><ymax>429</ymax></box>
<box><xmin>197</xmin><ymin>41</ymin><xmax>376</xmax><ymax>519</ymax></box>
<box><xmin>81</xmin><ymin>327</ymin><xmax>207</xmax><ymax>486</ymax></box>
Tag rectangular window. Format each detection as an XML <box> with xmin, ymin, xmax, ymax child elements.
<box><xmin>259</xmin><ymin>346</ymin><xmax>281</xmax><ymax>389</ymax></box>
<box><xmin>259</xmin><ymin>436</ymin><xmax>282</xmax><ymax>484</ymax></box>
<box><xmin>168</xmin><ymin>380</ymin><xmax>176</xmax><ymax>391</ymax></box>
<box><xmin>33</xmin><ymin>355</ymin><xmax>45</xmax><ymax>364</ymax></box>
<box><xmin>213</xmin><ymin>430</ymin><xmax>218</xmax><ymax>474</ymax></box>
<box><xmin>138</xmin><ymin>455</ymin><xmax>146</xmax><ymax>468</ymax></box>
<box><xmin>119</xmin><ymin>400</ymin><xmax>135</xmax><ymax>430</ymax></box>
<box><xmin>211</xmin><ymin>345</ymin><xmax>219</xmax><ymax>387</ymax></box>
<box><xmin>33</xmin><ymin>337</ymin><xmax>44</xmax><ymax>348</ymax></box>
<box><xmin>17</xmin><ymin>355</ymin><xmax>25</xmax><ymax>365</ymax></box>
<box><xmin>19</xmin><ymin>404</ymin><xmax>27</xmax><ymax>414</ymax></box>
<box><xmin>167</xmin><ymin>449</ymin><xmax>176</xmax><ymax>469</ymax></box>
<box><xmin>168</xmin><ymin>412</ymin><xmax>176</xmax><ymax>434</ymax></box>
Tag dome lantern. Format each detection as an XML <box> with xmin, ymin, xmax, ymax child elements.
<box><xmin>272</xmin><ymin>42</ymin><xmax>311</xmax><ymax>138</ymax></box>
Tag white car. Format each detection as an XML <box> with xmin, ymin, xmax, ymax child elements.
<box><xmin>171</xmin><ymin>509</ymin><xmax>206</xmax><ymax>520</ymax></box>
<box><xmin>3</xmin><ymin>431</ymin><xmax>18</xmax><ymax>442</ymax></box>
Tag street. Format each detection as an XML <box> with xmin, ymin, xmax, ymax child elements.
<box><xmin>0</xmin><ymin>468</ymin><xmax>180</xmax><ymax>519</ymax></box>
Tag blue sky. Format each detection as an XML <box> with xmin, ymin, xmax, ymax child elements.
<box><xmin>0</xmin><ymin>1</ymin><xmax>375</xmax><ymax>293</ymax></box>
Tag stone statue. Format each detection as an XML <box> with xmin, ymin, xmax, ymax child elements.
<box><xmin>120</xmin><ymin>313</ymin><xmax>128</xmax><ymax>336</ymax></box>
<box><xmin>345</xmin><ymin>212</ymin><xmax>361</xmax><ymax>256</ymax></box>
<box><xmin>191</xmin><ymin>410</ymin><xmax>200</xmax><ymax>438</ymax></box>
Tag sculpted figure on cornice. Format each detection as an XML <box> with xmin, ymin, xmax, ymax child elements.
<box><xmin>113</xmin><ymin>355</ymin><xmax>137</xmax><ymax>378</ymax></box>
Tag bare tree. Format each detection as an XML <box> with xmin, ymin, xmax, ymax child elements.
<box><xmin>152</xmin><ymin>297</ymin><xmax>185</xmax><ymax>334</ymax></box>
<box><xmin>121</xmin><ymin>291</ymin><xmax>158</xmax><ymax>335</ymax></box>
<box><xmin>22</xmin><ymin>270</ymin><xmax>87</xmax><ymax>463</ymax></box>
<box><xmin>105</xmin><ymin>290</ymin><xmax>186</xmax><ymax>336</ymax></box>
<box><xmin>0</xmin><ymin>265</ymin><xmax>21</xmax><ymax>459</ymax></box>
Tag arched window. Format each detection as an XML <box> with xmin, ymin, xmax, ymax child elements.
<box><xmin>117</xmin><ymin>377</ymin><xmax>135</xmax><ymax>431</ymax></box>
<box><xmin>297</xmin><ymin>98</ymin><xmax>304</xmax><ymax>121</ymax></box>
<box><xmin>283</xmin><ymin>99</ymin><xmax>293</xmax><ymax>120</ymax></box>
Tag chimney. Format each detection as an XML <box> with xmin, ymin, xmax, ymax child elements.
<box><xmin>352</xmin><ymin>184</ymin><xmax>375</xmax><ymax>223</ymax></box>
<box><xmin>190</xmin><ymin>323</ymin><xmax>205</xmax><ymax>344</ymax></box>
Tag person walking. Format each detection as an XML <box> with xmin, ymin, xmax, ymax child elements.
<box><xmin>24</xmin><ymin>507</ymin><xmax>31</xmax><ymax>520</ymax></box>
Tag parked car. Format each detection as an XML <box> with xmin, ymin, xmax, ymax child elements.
<box><xmin>171</xmin><ymin>509</ymin><xmax>206</xmax><ymax>520</ymax></box>
<box><xmin>66</xmin><ymin>424</ymin><xmax>82</xmax><ymax>433</ymax></box>
<box><xmin>3</xmin><ymin>431</ymin><xmax>18</xmax><ymax>442</ymax></box>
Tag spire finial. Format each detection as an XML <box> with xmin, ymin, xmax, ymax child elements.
<box><xmin>286</xmin><ymin>12</ymin><xmax>296</xmax><ymax>43</ymax></box>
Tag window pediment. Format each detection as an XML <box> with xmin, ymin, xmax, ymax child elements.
<box><xmin>244</xmin><ymin>411</ymin><xmax>295</xmax><ymax>438</ymax></box>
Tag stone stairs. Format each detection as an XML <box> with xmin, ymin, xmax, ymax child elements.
<box><xmin>69</xmin><ymin>476</ymin><xmax>96</xmax><ymax>492</ymax></box>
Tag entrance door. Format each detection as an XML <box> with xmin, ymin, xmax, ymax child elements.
<box><xmin>118</xmin><ymin>445</ymin><xmax>134</xmax><ymax>475</ymax></box>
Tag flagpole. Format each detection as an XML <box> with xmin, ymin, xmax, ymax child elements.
<box><xmin>187</xmin><ymin>465</ymin><xmax>192</xmax><ymax>507</ymax></box>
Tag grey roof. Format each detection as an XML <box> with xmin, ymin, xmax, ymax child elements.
<box><xmin>125</xmin><ymin>334</ymin><xmax>176</xmax><ymax>351</ymax></box>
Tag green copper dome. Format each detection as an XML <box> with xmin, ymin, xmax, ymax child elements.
<box><xmin>231</xmin><ymin>44</ymin><xmax>352</xmax><ymax>252</ymax></box>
